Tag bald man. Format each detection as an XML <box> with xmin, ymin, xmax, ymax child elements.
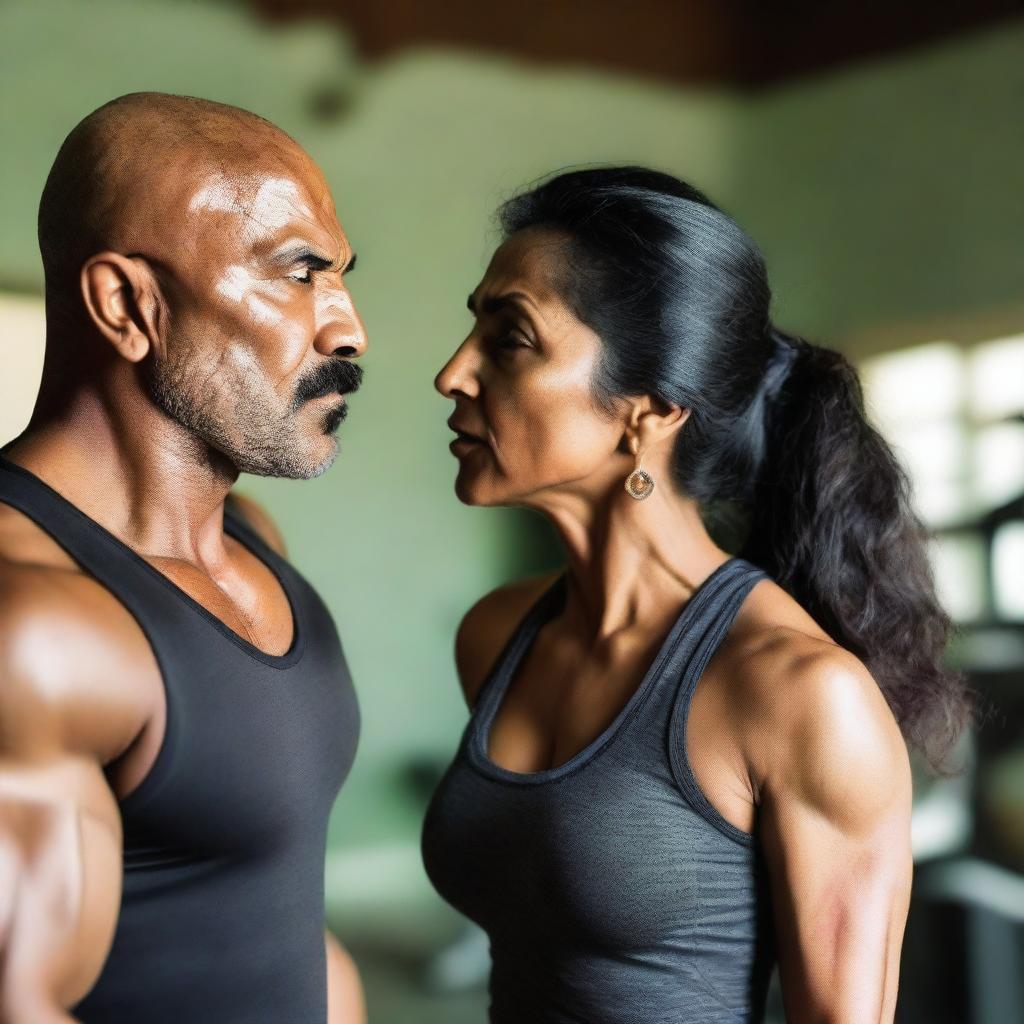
<box><xmin>0</xmin><ymin>93</ymin><xmax>367</xmax><ymax>1023</ymax></box>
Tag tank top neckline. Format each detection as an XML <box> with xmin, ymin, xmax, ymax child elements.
<box><xmin>0</xmin><ymin>451</ymin><xmax>307</xmax><ymax>669</ymax></box>
<box><xmin>468</xmin><ymin>555</ymin><xmax>743</xmax><ymax>786</ymax></box>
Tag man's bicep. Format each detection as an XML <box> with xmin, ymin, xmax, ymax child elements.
<box><xmin>0</xmin><ymin>594</ymin><xmax>128</xmax><ymax>1016</ymax></box>
<box><xmin>0</xmin><ymin>759</ymin><xmax>124</xmax><ymax>1016</ymax></box>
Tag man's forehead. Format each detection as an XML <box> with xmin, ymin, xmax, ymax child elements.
<box><xmin>183</xmin><ymin>165</ymin><xmax>343</xmax><ymax>256</ymax></box>
<box><xmin>187</xmin><ymin>169</ymin><xmax>323</xmax><ymax>227</ymax></box>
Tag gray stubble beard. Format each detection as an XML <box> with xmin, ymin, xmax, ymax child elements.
<box><xmin>144</xmin><ymin>350</ymin><xmax>337</xmax><ymax>480</ymax></box>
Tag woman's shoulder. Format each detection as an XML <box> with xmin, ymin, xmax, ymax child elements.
<box><xmin>453</xmin><ymin>570</ymin><xmax>563</xmax><ymax>709</ymax></box>
<box><xmin>721</xmin><ymin>578</ymin><xmax>909</xmax><ymax>807</ymax></box>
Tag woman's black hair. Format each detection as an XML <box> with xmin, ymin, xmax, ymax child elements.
<box><xmin>499</xmin><ymin>165</ymin><xmax>974</xmax><ymax>776</ymax></box>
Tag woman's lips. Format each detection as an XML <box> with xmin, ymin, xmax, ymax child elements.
<box><xmin>449</xmin><ymin>433</ymin><xmax>486</xmax><ymax>455</ymax></box>
<box><xmin>446</xmin><ymin>417</ymin><xmax>488</xmax><ymax>454</ymax></box>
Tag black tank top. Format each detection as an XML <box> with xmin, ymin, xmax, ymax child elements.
<box><xmin>0</xmin><ymin>452</ymin><xmax>360</xmax><ymax>1024</ymax></box>
<box><xmin>422</xmin><ymin>557</ymin><xmax>776</xmax><ymax>1024</ymax></box>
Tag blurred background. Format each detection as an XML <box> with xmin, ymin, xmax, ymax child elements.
<box><xmin>1</xmin><ymin>1</ymin><xmax>1022</xmax><ymax>1020</ymax></box>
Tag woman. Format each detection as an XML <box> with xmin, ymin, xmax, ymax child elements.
<box><xmin>421</xmin><ymin>167</ymin><xmax>972</xmax><ymax>1023</ymax></box>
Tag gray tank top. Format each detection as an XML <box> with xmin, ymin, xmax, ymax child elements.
<box><xmin>422</xmin><ymin>556</ymin><xmax>776</xmax><ymax>1023</ymax></box>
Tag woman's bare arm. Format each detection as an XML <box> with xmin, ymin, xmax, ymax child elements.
<box><xmin>756</xmin><ymin>647</ymin><xmax>914</xmax><ymax>1023</ymax></box>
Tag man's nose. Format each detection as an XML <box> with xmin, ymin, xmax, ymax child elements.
<box><xmin>314</xmin><ymin>289</ymin><xmax>368</xmax><ymax>358</ymax></box>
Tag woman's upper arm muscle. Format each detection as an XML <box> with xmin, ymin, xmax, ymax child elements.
<box><xmin>754</xmin><ymin>644</ymin><xmax>913</xmax><ymax>1024</ymax></box>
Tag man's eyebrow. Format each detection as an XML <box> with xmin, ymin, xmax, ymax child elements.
<box><xmin>269</xmin><ymin>242</ymin><xmax>357</xmax><ymax>274</ymax></box>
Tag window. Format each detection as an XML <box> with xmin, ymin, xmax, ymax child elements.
<box><xmin>859</xmin><ymin>333</ymin><xmax>1024</xmax><ymax>624</ymax></box>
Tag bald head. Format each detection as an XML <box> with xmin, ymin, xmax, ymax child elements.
<box><xmin>37</xmin><ymin>91</ymin><xmax>314</xmax><ymax>286</ymax></box>
<box><xmin>32</xmin><ymin>91</ymin><xmax>365</xmax><ymax>480</ymax></box>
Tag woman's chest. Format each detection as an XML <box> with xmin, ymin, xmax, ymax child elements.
<box><xmin>422</xmin><ymin>754</ymin><xmax>756</xmax><ymax>948</ymax></box>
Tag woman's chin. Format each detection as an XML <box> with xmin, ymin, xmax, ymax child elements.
<box><xmin>454</xmin><ymin>471</ymin><xmax>509</xmax><ymax>507</ymax></box>
<box><xmin>454</xmin><ymin>476</ymin><xmax>487</xmax><ymax>506</ymax></box>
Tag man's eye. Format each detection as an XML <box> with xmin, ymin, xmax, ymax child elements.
<box><xmin>289</xmin><ymin>268</ymin><xmax>313</xmax><ymax>285</ymax></box>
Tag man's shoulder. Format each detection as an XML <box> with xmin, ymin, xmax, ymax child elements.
<box><xmin>0</xmin><ymin>499</ymin><xmax>126</xmax><ymax>627</ymax></box>
<box><xmin>0</xmin><ymin>546</ymin><xmax>156</xmax><ymax>765</ymax></box>
<box><xmin>0</xmin><ymin>495</ymin><xmax>81</xmax><ymax>572</ymax></box>
<box><xmin>225</xmin><ymin>490</ymin><xmax>287</xmax><ymax>556</ymax></box>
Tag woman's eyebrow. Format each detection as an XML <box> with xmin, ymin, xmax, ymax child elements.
<box><xmin>467</xmin><ymin>291</ymin><xmax>535</xmax><ymax>315</ymax></box>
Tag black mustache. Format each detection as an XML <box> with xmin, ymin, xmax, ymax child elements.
<box><xmin>292</xmin><ymin>360</ymin><xmax>363</xmax><ymax>409</ymax></box>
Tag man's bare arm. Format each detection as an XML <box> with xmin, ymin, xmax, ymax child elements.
<box><xmin>0</xmin><ymin>793</ymin><xmax>121</xmax><ymax>1022</ymax></box>
<box><xmin>0</xmin><ymin>571</ymin><xmax>147</xmax><ymax>1022</ymax></box>
<box><xmin>325</xmin><ymin>929</ymin><xmax>365</xmax><ymax>1024</ymax></box>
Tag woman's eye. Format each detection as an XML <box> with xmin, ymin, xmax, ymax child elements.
<box><xmin>496</xmin><ymin>332</ymin><xmax>530</xmax><ymax>354</ymax></box>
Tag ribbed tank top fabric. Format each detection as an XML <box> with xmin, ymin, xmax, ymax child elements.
<box><xmin>0</xmin><ymin>452</ymin><xmax>360</xmax><ymax>1024</ymax></box>
<box><xmin>422</xmin><ymin>557</ymin><xmax>776</xmax><ymax>1023</ymax></box>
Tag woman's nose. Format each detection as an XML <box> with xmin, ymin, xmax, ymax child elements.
<box><xmin>434</xmin><ymin>341</ymin><xmax>479</xmax><ymax>399</ymax></box>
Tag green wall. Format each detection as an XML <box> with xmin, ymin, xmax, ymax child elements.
<box><xmin>732</xmin><ymin>24</ymin><xmax>1024</xmax><ymax>343</ymax></box>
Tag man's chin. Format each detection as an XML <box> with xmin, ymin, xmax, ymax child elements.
<box><xmin>302</xmin><ymin>443</ymin><xmax>339</xmax><ymax>480</ymax></box>
<box><xmin>233</xmin><ymin>437</ymin><xmax>339</xmax><ymax>480</ymax></box>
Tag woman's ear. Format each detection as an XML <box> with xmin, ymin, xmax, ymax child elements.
<box><xmin>630</xmin><ymin>395</ymin><xmax>691</xmax><ymax>451</ymax></box>
<box><xmin>79</xmin><ymin>252</ymin><xmax>163</xmax><ymax>363</ymax></box>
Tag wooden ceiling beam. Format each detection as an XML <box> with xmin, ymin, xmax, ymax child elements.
<box><xmin>244</xmin><ymin>0</ymin><xmax>1021</xmax><ymax>90</ymax></box>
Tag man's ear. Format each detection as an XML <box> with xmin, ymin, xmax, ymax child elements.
<box><xmin>79</xmin><ymin>252</ymin><xmax>163</xmax><ymax>363</ymax></box>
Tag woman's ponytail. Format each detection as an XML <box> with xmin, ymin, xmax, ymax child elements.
<box><xmin>739</xmin><ymin>327</ymin><xmax>975</xmax><ymax>775</ymax></box>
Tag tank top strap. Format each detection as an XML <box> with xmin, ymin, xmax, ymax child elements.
<box><xmin>469</xmin><ymin>573</ymin><xmax>566</xmax><ymax>727</ymax></box>
<box><xmin>662</xmin><ymin>557</ymin><xmax>770</xmax><ymax>844</ymax></box>
<box><xmin>621</xmin><ymin>556</ymin><xmax>764</xmax><ymax>721</ymax></box>
<box><xmin>0</xmin><ymin>452</ymin><xmax>191</xmax><ymax>627</ymax></box>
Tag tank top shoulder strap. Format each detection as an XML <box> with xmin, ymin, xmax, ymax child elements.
<box><xmin>0</xmin><ymin>453</ymin><xmax>184</xmax><ymax>619</ymax></box>
<box><xmin>469</xmin><ymin>573</ymin><xmax>566</xmax><ymax>722</ymax></box>
<box><xmin>662</xmin><ymin>556</ymin><xmax>770</xmax><ymax>844</ymax></box>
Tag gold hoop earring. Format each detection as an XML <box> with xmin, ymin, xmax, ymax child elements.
<box><xmin>625</xmin><ymin>452</ymin><xmax>655</xmax><ymax>501</ymax></box>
